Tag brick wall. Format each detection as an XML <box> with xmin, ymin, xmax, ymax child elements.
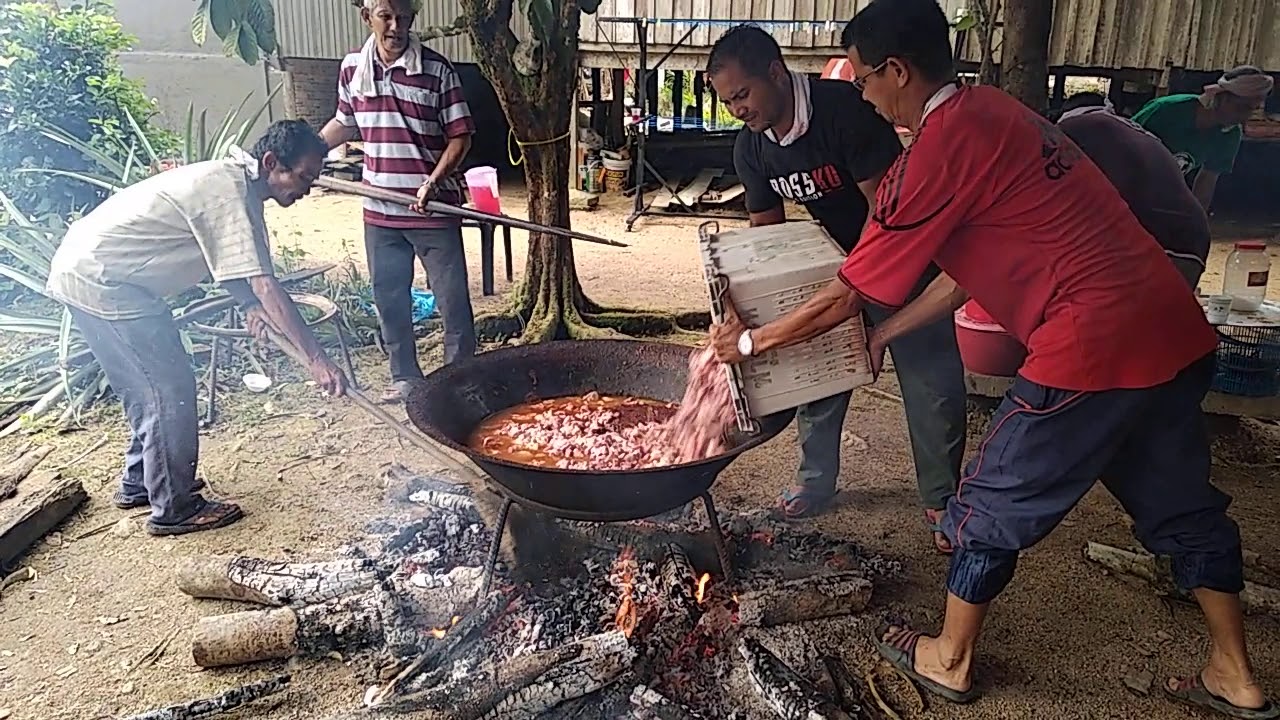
<box><xmin>283</xmin><ymin>58</ymin><xmax>341</xmax><ymax>129</ymax></box>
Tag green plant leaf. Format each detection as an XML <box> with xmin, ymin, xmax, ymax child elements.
<box><xmin>57</xmin><ymin>307</ymin><xmax>73</xmax><ymax>412</ymax></box>
<box><xmin>123</xmin><ymin>108</ymin><xmax>162</xmax><ymax>166</ymax></box>
<box><xmin>0</xmin><ymin>261</ymin><xmax>49</xmax><ymax>295</ymax></box>
<box><xmin>184</xmin><ymin>101</ymin><xmax>196</xmax><ymax>164</ymax></box>
<box><xmin>237</xmin><ymin>23</ymin><xmax>261</xmax><ymax>65</ymax></box>
<box><xmin>246</xmin><ymin>0</ymin><xmax>277</xmax><ymax>55</ymax></box>
<box><xmin>222</xmin><ymin>20</ymin><xmax>242</xmax><ymax>57</ymax></box>
<box><xmin>14</xmin><ymin>168</ymin><xmax>126</xmax><ymax>194</ymax></box>
<box><xmin>210</xmin><ymin>0</ymin><xmax>241</xmax><ymax>39</ymax></box>
<box><xmin>191</xmin><ymin>0</ymin><xmax>210</xmax><ymax>45</ymax></box>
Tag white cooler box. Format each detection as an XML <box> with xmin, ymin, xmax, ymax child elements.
<box><xmin>698</xmin><ymin>220</ymin><xmax>875</xmax><ymax>433</ymax></box>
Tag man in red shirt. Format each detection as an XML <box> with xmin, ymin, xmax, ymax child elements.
<box><xmin>709</xmin><ymin>1</ymin><xmax>1272</xmax><ymax>717</ymax></box>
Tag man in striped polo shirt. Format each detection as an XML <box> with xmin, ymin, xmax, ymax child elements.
<box><xmin>321</xmin><ymin>0</ymin><xmax>477</xmax><ymax>404</ymax></box>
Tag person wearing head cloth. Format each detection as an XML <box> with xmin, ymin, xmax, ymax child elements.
<box><xmin>707</xmin><ymin>1</ymin><xmax>1275</xmax><ymax>717</ymax></box>
<box><xmin>1133</xmin><ymin>66</ymin><xmax>1275</xmax><ymax>210</ymax></box>
<box><xmin>1054</xmin><ymin>92</ymin><xmax>1211</xmax><ymax>288</ymax></box>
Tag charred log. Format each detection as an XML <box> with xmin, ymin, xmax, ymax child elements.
<box><xmin>374</xmin><ymin>589</ymin><xmax>514</xmax><ymax>704</ymax></box>
<box><xmin>738</xmin><ymin>638</ymin><xmax>853</xmax><ymax>720</ymax></box>
<box><xmin>629</xmin><ymin>684</ymin><xmax>707</xmax><ymax>720</ymax></box>
<box><xmin>480</xmin><ymin>630</ymin><xmax>637</xmax><ymax>720</ymax></box>
<box><xmin>736</xmin><ymin>572</ymin><xmax>873</xmax><ymax>627</ymax></box>
<box><xmin>191</xmin><ymin>583</ymin><xmax>417</xmax><ymax>668</ymax></box>
<box><xmin>119</xmin><ymin>674</ymin><xmax>290</xmax><ymax>720</ymax></box>
<box><xmin>821</xmin><ymin>656</ymin><xmax>874</xmax><ymax>719</ymax></box>
<box><xmin>380</xmin><ymin>644</ymin><xmax>582</xmax><ymax>715</ymax></box>
<box><xmin>175</xmin><ymin>555</ymin><xmax>379</xmax><ymax>606</ymax></box>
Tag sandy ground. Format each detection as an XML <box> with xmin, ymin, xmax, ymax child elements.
<box><xmin>1</xmin><ymin>186</ymin><xmax>1279</xmax><ymax>720</ymax></box>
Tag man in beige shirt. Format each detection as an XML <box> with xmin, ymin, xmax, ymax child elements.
<box><xmin>46</xmin><ymin>119</ymin><xmax>347</xmax><ymax>536</ymax></box>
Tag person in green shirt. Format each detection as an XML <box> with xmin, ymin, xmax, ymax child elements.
<box><xmin>1133</xmin><ymin>65</ymin><xmax>1274</xmax><ymax>210</ymax></box>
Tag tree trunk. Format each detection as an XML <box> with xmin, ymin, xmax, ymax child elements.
<box><xmin>1000</xmin><ymin>0</ymin><xmax>1054</xmax><ymax>112</ymax></box>
<box><xmin>461</xmin><ymin>0</ymin><xmax>701</xmax><ymax>343</ymax></box>
<box><xmin>974</xmin><ymin>0</ymin><xmax>1001</xmax><ymax>87</ymax></box>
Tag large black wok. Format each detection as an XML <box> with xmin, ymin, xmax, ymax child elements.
<box><xmin>405</xmin><ymin>340</ymin><xmax>791</xmax><ymax>522</ymax></box>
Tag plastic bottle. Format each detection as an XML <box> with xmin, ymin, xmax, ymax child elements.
<box><xmin>1223</xmin><ymin>241</ymin><xmax>1272</xmax><ymax>312</ymax></box>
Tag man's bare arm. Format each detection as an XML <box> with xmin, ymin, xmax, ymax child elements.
<box><xmin>869</xmin><ymin>272</ymin><xmax>968</xmax><ymax>347</ymax></box>
<box><xmin>748</xmin><ymin>206</ymin><xmax>786</xmax><ymax>227</ymax></box>
<box><xmin>1192</xmin><ymin>170</ymin><xmax>1219</xmax><ymax>211</ymax></box>
<box><xmin>319</xmin><ymin>120</ymin><xmax>359</xmax><ymax>151</ymax></box>
<box><xmin>753</xmin><ymin>278</ymin><xmax>864</xmax><ymax>354</ymax></box>
<box><xmin>431</xmin><ymin>136</ymin><xmax>472</xmax><ymax>184</ymax></box>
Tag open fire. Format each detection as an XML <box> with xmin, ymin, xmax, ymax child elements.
<box><xmin>173</xmin><ymin>465</ymin><xmax>899</xmax><ymax>719</ymax></box>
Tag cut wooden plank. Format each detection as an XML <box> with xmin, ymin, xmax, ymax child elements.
<box><xmin>0</xmin><ymin>444</ymin><xmax>53</xmax><ymax>501</ymax></box>
<box><xmin>0</xmin><ymin>471</ymin><xmax>87</xmax><ymax>567</ymax></box>
<box><xmin>672</xmin><ymin>168</ymin><xmax>722</xmax><ymax>210</ymax></box>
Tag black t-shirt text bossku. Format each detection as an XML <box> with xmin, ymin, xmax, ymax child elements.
<box><xmin>733</xmin><ymin>79</ymin><xmax>903</xmax><ymax>253</ymax></box>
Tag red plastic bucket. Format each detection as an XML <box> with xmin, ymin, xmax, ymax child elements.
<box><xmin>954</xmin><ymin>301</ymin><xmax>1027</xmax><ymax>377</ymax></box>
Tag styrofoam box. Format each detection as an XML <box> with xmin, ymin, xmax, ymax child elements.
<box><xmin>700</xmin><ymin>221</ymin><xmax>874</xmax><ymax>429</ymax></box>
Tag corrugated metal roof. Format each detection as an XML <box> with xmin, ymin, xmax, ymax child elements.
<box><xmin>278</xmin><ymin>0</ymin><xmax>1280</xmax><ymax>73</ymax></box>
<box><xmin>274</xmin><ymin>0</ymin><xmax>492</xmax><ymax>63</ymax></box>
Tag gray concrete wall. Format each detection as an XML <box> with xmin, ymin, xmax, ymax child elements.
<box><xmin>112</xmin><ymin>0</ymin><xmax>285</xmax><ymax>139</ymax></box>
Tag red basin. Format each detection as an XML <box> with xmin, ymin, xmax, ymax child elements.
<box><xmin>954</xmin><ymin>301</ymin><xmax>1027</xmax><ymax>377</ymax></box>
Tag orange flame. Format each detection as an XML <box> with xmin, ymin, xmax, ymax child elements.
<box><xmin>429</xmin><ymin>615</ymin><xmax>461</xmax><ymax>639</ymax></box>
<box><xmin>695</xmin><ymin>573</ymin><xmax>711</xmax><ymax>604</ymax></box>
<box><xmin>612</xmin><ymin>547</ymin><xmax>638</xmax><ymax>638</ymax></box>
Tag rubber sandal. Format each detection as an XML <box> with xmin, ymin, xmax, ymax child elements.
<box><xmin>924</xmin><ymin>508</ymin><xmax>954</xmax><ymax>555</ymax></box>
<box><xmin>146</xmin><ymin>500</ymin><xmax>244</xmax><ymax>536</ymax></box>
<box><xmin>776</xmin><ymin>486</ymin><xmax>835</xmax><ymax>520</ymax></box>
<box><xmin>874</xmin><ymin>623</ymin><xmax>981</xmax><ymax>705</ymax></box>
<box><xmin>113</xmin><ymin>478</ymin><xmax>206</xmax><ymax>509</ymax></box>
<box><xmin>1165</xmin><ymin>674</ymin><xmax>1280</xmax><ymax>719</ymax></box>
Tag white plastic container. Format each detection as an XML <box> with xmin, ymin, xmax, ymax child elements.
<box><xmin>699</xmin><ymin>221</ymin><xmax>874</xmax><ymax>432</ymax></box>
<box><xmin>1223</xmin><ymin>241</ymin><xmax>1271</xmax><ymax>312</ymax></box>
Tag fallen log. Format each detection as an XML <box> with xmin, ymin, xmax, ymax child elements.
<box><xmin>1084</xmin><ymin>542</ymin><xmax>1280</xmax><ymax>616</ymax></box>
<box><xmin>0</xmin><ymin>444</ymin><xmax>53</xmax><ymax>500</ymax></box>
<box><xmin>0</xmin><ymin>471</ymin><xmax>86</xmax><ymax>567</ymax></box>
<box><xmin>736</xmin><ymin>572</ymin><xmax>873</xmax><ymax>627</ymax></box>
<box><xmin>191</xmin><ymin>583</ymin><xmax>413</xmax><ymax>668</ymax></box>
<box><xmin>480</xmin><ymin>629</ymin><xmax>637</xmax><ymax>720</ymax></box>
<box><xmin>119</xmin><ymin>674</ymin><xmax>290</xmax><ymax>720</ymax></box>
<box><xmin>176</xmin><ymin>555</ymin><xmax>380</xmax><ymax>606</ymax></box>
<box><xmin>380</xmin><ymin>644</ymin><xmax>582</xmax><ymax>715</ymax></box>
<box><xmin>820</xmin><ymin>656</ymin><xmax>874</xmax><ymax>718</ymax></box>
<box><xmin>629</xmin><ymin>684</ymin><xmax>706</xmax><ymax>720</ymax></box>
<box><xmin>738</xmin><ymin>638</ymin><xmax>853</xmax><ymax>720</ymax></box>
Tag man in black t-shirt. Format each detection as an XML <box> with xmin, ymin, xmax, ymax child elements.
<box><xmin>707</xmin><ymin>25</ymin><xmax>967</xmax><ymax>554</ymax></box>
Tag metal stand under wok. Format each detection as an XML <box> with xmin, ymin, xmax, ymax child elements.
<box><xmin>479</xmin><ymin>490</ymin><xmax>733</xmax><ymax>596</ymax></box>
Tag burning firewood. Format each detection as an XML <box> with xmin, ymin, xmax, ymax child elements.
<box><xmin>480</xmin><ymin>630</ymin><xmax>637</xmax><ymax>720</ymax></box>
<box><xmin>735</xmin><ymin>572</ymin><xmax>873</xmax><ymax>628</ymax></box>
<box><xmin>119</xmin><ymin>674</ymin><xmax>290</xmax><ymax>720</ymax></box>
<box><xmin>373</xmin><ymin>589</ymin><xmax>513</xmax><ymax>703</ymax></box>
<box><xmin>175</xmin><ymin>555</ymin><xmax>379</xmax><ymax>606</ymax></box>
<box><xmin>191</xmin><ymin>582</ymin><xmax>414</xmax><ymax>668</ymax></box>
<box><xmin>738</xmin><ymin>637</ymin><xmax>855</xmax><ymax>720</ymax></box>
<box><xmin>378</xmin><ymin>643</ymin><xmax>583</xmax><ymax>715</ymax></box>
<box><xmin>629</xmin><ymin>684</ymin><xmax>707</xmax><ymax>720</ymax></box>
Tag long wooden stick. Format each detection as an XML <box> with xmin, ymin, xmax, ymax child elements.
<box><xmin>316</xmin><ymin>176</ymin><xmax>628</xmax><ymax>247</ymax></box>
<box><xmin>263</xmin><ymin>329</ymin><xmax>490</xmax><ymax>487</ymax></box>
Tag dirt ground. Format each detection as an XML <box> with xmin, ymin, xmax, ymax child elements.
<box><xmin>2</xmin><ymin>186</ymin><xmax>1279</xmax><ymax>720</ymax></box>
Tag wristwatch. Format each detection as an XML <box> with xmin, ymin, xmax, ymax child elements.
<box><xmin>737</xmin><ymin>329</ymin><xmax>755</xmax><ymax>358</ymax></box>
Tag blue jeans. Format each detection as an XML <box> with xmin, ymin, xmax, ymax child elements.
<box><xmin>71</xmin><ymin>308</ymin><xmax>205</xmax><ymax>524</ymax></box>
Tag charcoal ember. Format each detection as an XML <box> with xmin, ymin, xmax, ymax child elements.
<box><xmin>382</xmin><ymin>510</ymin><xmax>490</xmax><ymax>569</ymax></box>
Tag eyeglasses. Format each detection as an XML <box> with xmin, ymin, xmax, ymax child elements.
<box><xmin>852</xmin><ymin>61</ymin><xmax>889</xmax><ymax>91</ymax></box>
